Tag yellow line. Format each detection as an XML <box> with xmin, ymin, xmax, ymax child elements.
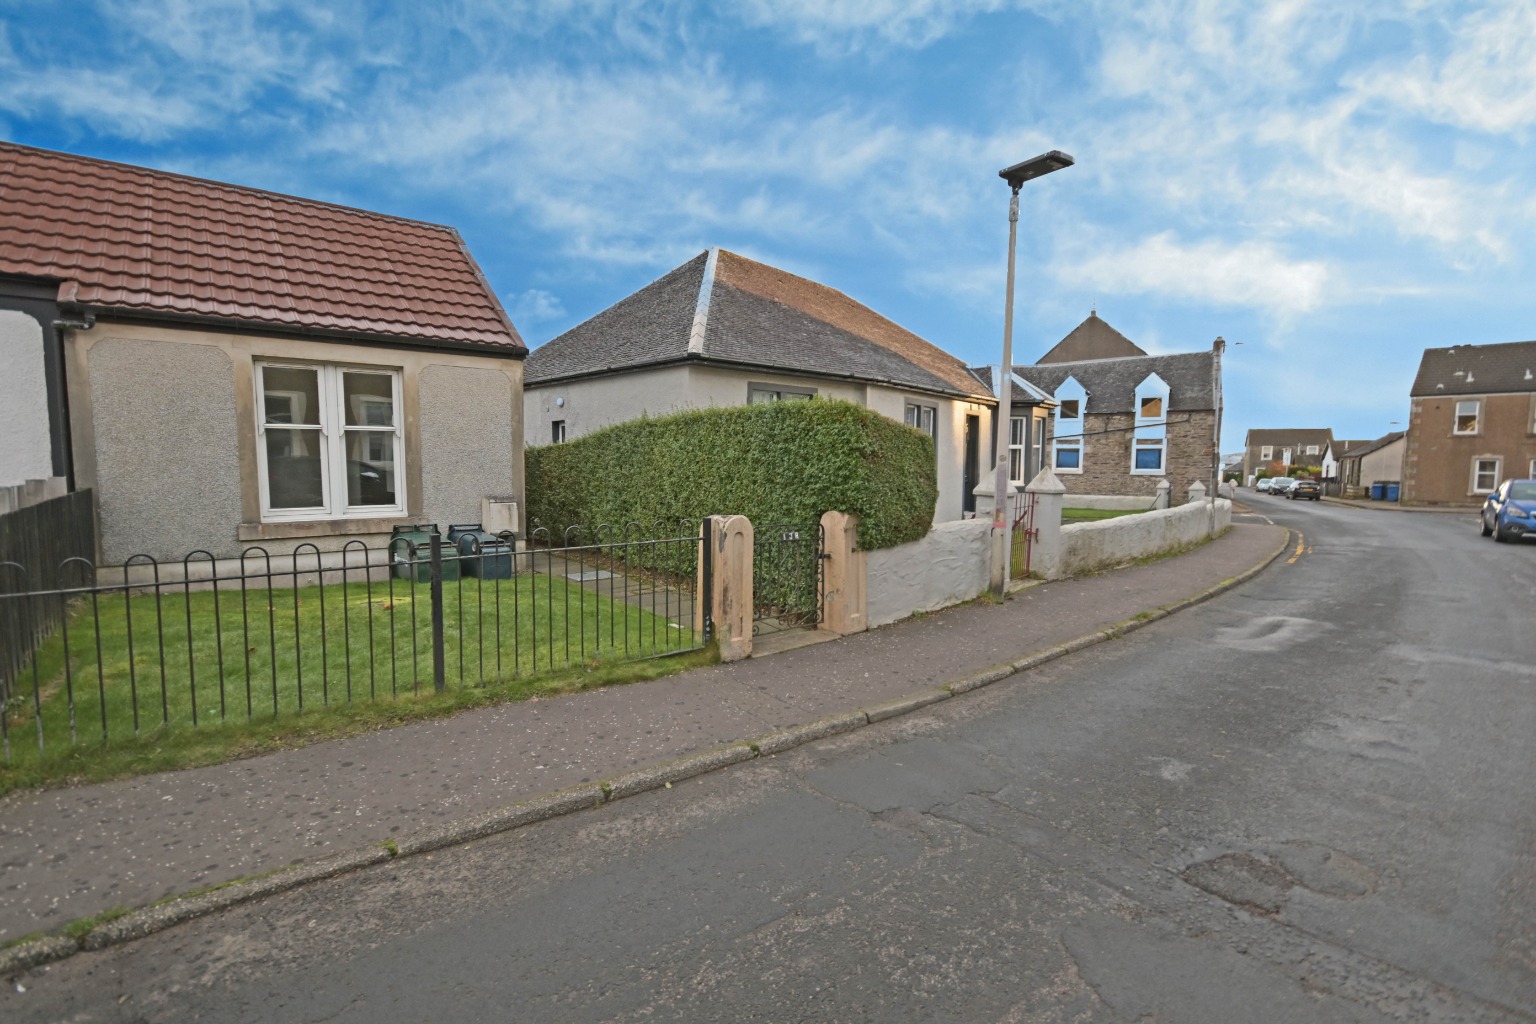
<box><xmin>1287</xmin><ymin>533</ymin><xmax>1306</xmax><ymax>564</ymax></box>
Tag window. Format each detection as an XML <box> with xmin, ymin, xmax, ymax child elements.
<box><xmin>1058</xmin><ymin>399</ymin><xmax>1080</xmax><ymax>419</ymax></box>
<box><xmin>1008</xmin><ymin>417</ymin><xmax>1027</xmax><ymax>484</ymax></box>
<box><xmin>1132</xmin><ymin>373</ymin><xmax>1169</xmax><ymax>475</ymax></box>
<box><xmin>904</xmin><ymin>402</ymin><xmax>937</xmax><ymax>438</ymax></box>
<box><xmin>257</xmin><ymin>363</ymin><xmax>404</xmax><ymax>520</ymax></box>
<box><xmin>1052</xmin><ymin>376</ymin><xmax>1086</xmax><ymax>474</ymax></box>
<box><xmin>1472</xmin><ymin>457</ymin><xmax>1501</xmax><ymax>494</ymax></box>
<box><xmin>1134</xmin><ymin>438</ymin><xmax>1164</xmax><ymax>471</ymax></box>
<box><xmin>1455</xmin><ymin>399</ymin><xmax>1480</xmax><ymax>435</ymax></box>
<box><xmin>1054</xmin><ymin>441</ymin><xmax>1081</xmax><ymax>471</ymax></box>
<box><xmin>1530</xmin><ymin>458</ymin><xmax>1536</xmax><ymax>477</ymax></box>
<box><xmin>551</xmin><ymin>420</ymin><xmax>566</xmax><ymax>444</ymax></box>
<box><xmin>1306</xmin><ymin>445</ymin><xmax>1319</xmax><ymax>456</ymax></box>
<box><xmin>748</xmin><ymin>383</ymin><xmax>816</xmax><ymax>404</ymax></box>
<box><xmin>1260</xmin><ymin>446</ymin><xmax>1273</xmax><ymax>460</ymax></box>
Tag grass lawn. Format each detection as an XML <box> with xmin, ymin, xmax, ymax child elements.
<box><xmin>1062</xmin><ymin>507</ymin><xmax>1145</xmax><ymax>522</ymax></box>
<box><xmin>1</xmin><ymin>571</ymin><xmax>704</xmax><ymax>793</ymax></box>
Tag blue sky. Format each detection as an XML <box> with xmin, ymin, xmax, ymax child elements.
<box><xmin>4</xmin><ymin>1</ymin><xmax>1533</xmax><ymax>452</ymax></box>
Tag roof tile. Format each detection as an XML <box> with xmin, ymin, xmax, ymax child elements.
<box><xmin>0</xmin><ymin>141</ymin><xmax>522</xmax><ymax>352</ymax></box>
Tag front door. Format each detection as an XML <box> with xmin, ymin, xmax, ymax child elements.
<box><xmin>963</xmin><ymin>415</ymin><xmax>980</xmax><ymax>515</ymax></box>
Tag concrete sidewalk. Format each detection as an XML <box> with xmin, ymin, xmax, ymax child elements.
<box><xmin>0</xmin><ymin>520</ymin><xmax>1287</xmax><ymax>963</ymax></box>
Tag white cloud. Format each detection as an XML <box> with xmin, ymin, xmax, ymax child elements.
<box><xmin>734</xmin><ymin>0</ymin><xmax>1012</xmax><ymax>49</ymax></box>
<box><xmin>1348</xmin><ymin>1</ymin><xmax>1536</xmax><ymax>133</ymax></box>
<box><xmin>1057</xmin><ymin>232</ymin><xmax>1331</xmax><ymax>316</ymax></box>
<box><xmin>509</xmin><ymin>288</ymin><xmax>567</xmax><ymax>327</ymax></box>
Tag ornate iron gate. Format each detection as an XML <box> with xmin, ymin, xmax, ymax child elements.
<box><xmin>1010</xmin><ymin>491</ymin><xmax>1038</xmax><ymax>580</ymax></box>
<box><xmin>752</xmin><ymin>522</ymin><xmax>825</xmax><ymax>632</ymax></box>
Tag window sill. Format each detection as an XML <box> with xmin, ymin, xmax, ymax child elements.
<box><xmin>238</xmin><ymin>516</ymin><xmax>422</xmax><ymax>542</ymax></box>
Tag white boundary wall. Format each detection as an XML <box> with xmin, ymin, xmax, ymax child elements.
<box><xmin>866</xmin><ymin>518</ymin><xmax>990</xmax><ymax>628</ymax></box>
<box><xmin>1056</xmin><ymin>499</ymin><xmax>1231</xmax><ymax>579</ymax></box>
<box><xmin>1063</xmin><ymin>495</ymin><xmax>1159</xmax><ymax>511</ymax></box>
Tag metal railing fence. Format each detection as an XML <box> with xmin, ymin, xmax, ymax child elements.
<box><xmin>0</xmin><ymin>521</ymin><xmax>702</xmax><ymax>763</ymax></box>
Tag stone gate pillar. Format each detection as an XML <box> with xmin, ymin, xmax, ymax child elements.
<box><xmin>819</xmin><ymin>510</ymin><xmax>867</xmax><ymax>635</ymax></box>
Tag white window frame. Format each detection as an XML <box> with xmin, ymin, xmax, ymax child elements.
<box><xmin>1131</xmin><ymin>373</ymin><xmax>1169</xmax><ymax>476</ymax></box>
<box><xmin>1052</xmin><ymin>376</ymin><xmax>1086</xmax><ymax>475</ymax></box>
<box><xmin>904</xmin><ymin>401</ymin><xmax>937</xmax><ymax>440</ymax></box>
<box><xmin>255</xmin><ymin>362</ymin><xmax>406</xmax><ymax>522</ymax></box>
<box><xmin>551</xmin><ymin>420</ymin><xmax>567</xmax><ymax>444</ymax></box>
<box><xmin>1472</xmin><ymin>456</ymin><xmax>1501</xmax><ymax>494</ymax></box>
<box><xmin>1454</xmin><ymin>399</ymin><xmax>1481</xmax><ymax>435</ymax></box>
<box><xmin>1306</xmin><ymin>445</ymin><xmax>1319</xmax><ymax>456</ymax></box>
<box><xmin>1053</xmin><ymin>438</ymin><xmax>1083</xmax><ymax>473</ymax></box>
<box><xmin>1260</xmin><ymin>445</ymin><xmax>1273</xmax><ymax>461</ymax></box>
<box><xmin>1529</xmin><ymin>457</ymin><xmax>1536</xmax><ymax>478</ymax></box>
<box><xmin>1008</xmin><ymin>416</ymin><xmax>1027</xmax><ymax>485</ymax></box>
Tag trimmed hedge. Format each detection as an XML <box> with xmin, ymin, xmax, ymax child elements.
<box><xmin>525</xmin><ymin>399</ymin><xmax>937</xmax><ymax>551</ymax></box>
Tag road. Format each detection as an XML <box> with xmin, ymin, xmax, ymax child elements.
<box><xmin>5</xmin><ymin>499</ymin><xmax>1534</xmax><ymax>1022</ymax></box>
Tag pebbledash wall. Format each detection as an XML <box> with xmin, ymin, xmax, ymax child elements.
<box><xmin>1046</xmin><ymin>412</ymin><xmax>1215</xmax><ymax>504</ymax></box>
<box><xmin>66</xmin><ymin>321</ymin><xmax>523</xmax><ymax>565</ymax></box>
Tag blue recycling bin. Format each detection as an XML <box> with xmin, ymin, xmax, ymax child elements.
<box><xmin>1370</xmin><ymin>482</ymin><xmax>1385</xmax><ymax>501</ymax></box>
<box><xmin>1386</xmin><ymin>482</ymin><xmax>1400</xmax><ymax>502</ymax></box>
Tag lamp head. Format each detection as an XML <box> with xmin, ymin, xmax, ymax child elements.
<box><xmin>999</xmin><ymin>150</ymin><xmax>1075</xmax><ymax>190</ymax></box>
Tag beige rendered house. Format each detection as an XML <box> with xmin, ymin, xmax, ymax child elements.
<box><xmin>523</xmin><ymin>248</ymin><xmax>998</xmax><ymax>523</ymax></box>
<box><xmin>1337</xmin><ymin>432</ymin><xmax>1405</xmax><ymax>499</ymax></box>
<box><xmin>1403</xmin><ymin>341</ymin><xmax>1536</xmax><ymax>505</ymax></box>
<box><xmin>0</xmin><ymin>141</ymin><xmax>527</xmax><ymax>563</ymax></box>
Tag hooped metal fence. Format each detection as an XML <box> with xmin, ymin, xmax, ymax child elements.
<box><xmin>0</xmin><ymin>519</ymin><xmax>703</xmax><ymax>763</ymax></box>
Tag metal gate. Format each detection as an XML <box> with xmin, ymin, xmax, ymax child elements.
<box><xmin>1010</xmin><ymin>491</ymin><xmax>1037</xmax><ymax>580</ymax></box>
<box><xmin>752</xmin><ymin>522</ymin><xmax>825</xmax><ymax>632</ymax></box>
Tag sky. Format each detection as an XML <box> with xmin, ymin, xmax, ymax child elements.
<box><xmin>3</xmin><ymin>0</ymin><xmax>1533</xmax><ymax>452</ymax></box>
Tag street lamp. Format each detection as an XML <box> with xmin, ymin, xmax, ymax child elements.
<box><xmin>990</xmin><ymin>150</ymin><xmax>1073</xmax><ymax>597</ymax></box>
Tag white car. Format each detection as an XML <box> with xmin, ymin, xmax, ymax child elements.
<box><xmin>1256</xmin><ymin>478</ymin><xmax>1275</xmax><ymax>493</ymax></box>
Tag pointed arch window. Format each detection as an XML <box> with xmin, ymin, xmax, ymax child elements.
<box><xmin>1052</xmin><ymin>376</ymin><xmax>1086</xmax><ymax>473</ymax></box>
<box><xmin>1132</xmin><ymin>373</ymin><xmax>1170</xmax><ymax>475</ymax></box>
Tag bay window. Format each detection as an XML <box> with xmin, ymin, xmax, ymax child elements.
<box><xmin>257</xmin><ymin>363</ymin><xmax>405</xmax><ymax>520</ymax></box>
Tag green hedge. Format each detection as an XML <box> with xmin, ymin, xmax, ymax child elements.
<box><xmin>525</xmin><ymin>399</ymin><xmax>936</xmax><ymax>551</ymax></box>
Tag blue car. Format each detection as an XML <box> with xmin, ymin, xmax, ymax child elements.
<box><xmin>1481</xmin><ymin>479</ymin><xmax>1536</xmax><ymax>543</ymax></box>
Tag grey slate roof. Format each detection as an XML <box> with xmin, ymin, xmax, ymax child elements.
<box><xmin>1410</xmin><ymin>340</ymin><xmax>1536</xmax><ymax>397</ymax></box>
<box><xmin>1338</xmin><ymin>431</ymin><xmax>1404</xmax><ymax>460</ymax></box>
<box><xmin>526</xmin><ymin>249</ymin><xmax>994</xmax><ymax>401</ymax></box>
<box><xmin>1012</xmin><ymin>351</ymin><xmax>1217</xmax><ymax>414</ymax></box>
<box><xmin>1245</xmin><ymin>428</ymin><xmax>1334</xmax><ymax>451</ymax></box>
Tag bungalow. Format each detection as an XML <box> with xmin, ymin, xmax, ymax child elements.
<box><xmin>523</xmin><ymin>248</ymin><xmax>997</xmax><ymax>522</ymax></box>
<box><xmin>0</xmin><ymin>142</ymin><xmax>527</xmax><ymax>563</ymax></box>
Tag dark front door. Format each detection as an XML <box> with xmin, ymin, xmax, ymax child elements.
<box><xmin>963</xmin><ymin>415</ymin><xmax>980</xmax><ymax>515</ymax></box>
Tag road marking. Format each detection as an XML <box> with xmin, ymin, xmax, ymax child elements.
<box><xmin>1287</xmin><ymin>532</ymin><xmax>1306</xmax><ymax>564</ymax></box>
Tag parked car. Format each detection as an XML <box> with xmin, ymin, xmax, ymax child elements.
<box><xmin>1480</xmin><ymin>479</ymin><xmax>1536</xmax><ymax>543</ymax></box>
<box><xmin>1289</xmin><ymin>480</ymin><xmax>1321</xmax><ymax>501</ymax></box>
<box><xmin>1255</xmin><ymin>478</ymin><xmax>1275</xmax><ymax>493</ymax></box>
<box><xmin>1269</xmin><ymin>477</ymin><xmax>1298</xmax><ymax>497</ymax></box>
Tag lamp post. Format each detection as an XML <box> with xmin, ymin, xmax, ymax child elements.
<box><xmin>990</xmin><ymin>150</ymin><xmax>1073</xmax><ymax>597</ymax></box>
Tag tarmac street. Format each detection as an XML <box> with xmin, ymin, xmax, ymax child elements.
<box><xmin>6</xmin><ymin>499</ymin><xmax>1536</xmax><ymax>1021</ymax></box>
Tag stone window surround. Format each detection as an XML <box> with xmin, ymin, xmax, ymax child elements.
<box><xmin>1454</xmin><ymin>398</ymin><xmax>1481</xmax><ymax>435</ymax></box>
<box><xmin>1471</xmin><ymin>455</ymin><xmax>1501</xmax><ymax>495</ymax></box>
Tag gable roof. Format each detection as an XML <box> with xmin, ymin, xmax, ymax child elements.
<box><xmin>1410</xmin><ymin>340</ymin><xmax>1536</xmax><ymax>397</ymax></box>
<box><xmin>1245</xmin><ymin>428</ymin><xmax>1334</xmax><ymax>450</ymax></box>
<box><xmin>1035</xmin><ymin>312</ymin><xmax>1147</xmax><ymax>363</ymax></box>
<box><xmin>525</xmin><ymin>248</ymin><xmax>994</xmax><ymax>402</ymax></box>
<box><xmin>1338</xmin><ymin>431</ymin><xmax>1405</xmax><ymax>461</ymax></box>
<box><xmin>0</xmin><ymin>141</ymin><xmax>523</xmax><ymax>353</ymax></box>
<box><xmin>1013</xmin><ymin>351</ymin><xmax>1217</xmax><ymax>414</ymax></box>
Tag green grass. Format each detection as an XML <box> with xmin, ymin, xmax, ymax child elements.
<box><xmin>1</xmin><ymin>571</ymin><xmax>708</xmax><ymax>794</ymax></box>
<box><xmin>1062</xmin><ymin>507</ymin><xmax>1145</xmax><ymax>522</ymax></box>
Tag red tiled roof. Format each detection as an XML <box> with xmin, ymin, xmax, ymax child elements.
<box><xmin>0</xmin><ymin>142</ymin><xmax>524</xmax><ymax>353</ymax></box>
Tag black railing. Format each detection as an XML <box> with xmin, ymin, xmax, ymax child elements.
<box><xmin>0</xmin><ymin>521</ymin><xmax>702</xmax><ymax>763</ymax></box>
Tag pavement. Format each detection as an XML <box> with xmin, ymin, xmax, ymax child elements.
<box><xmin>0</xmin><ymin>518</ymin><xmax>1288</xmax><ymax>971</ymax></box>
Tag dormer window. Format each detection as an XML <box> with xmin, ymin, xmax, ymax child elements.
<box><xmin>1052</xmin><ymin>376</ymin><xmax>1086</xmax><ymax>474</ymax></box>
<box><xmin>1131</xmin><ymin>372</ymin><xmax>1169</xmax><ymax>475</ymax></box>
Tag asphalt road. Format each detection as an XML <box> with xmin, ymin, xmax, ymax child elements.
<box><xmin>6</xmin><ymin>499</ymin><xmax>1534</xmax><ymax>1023</ymax></box>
